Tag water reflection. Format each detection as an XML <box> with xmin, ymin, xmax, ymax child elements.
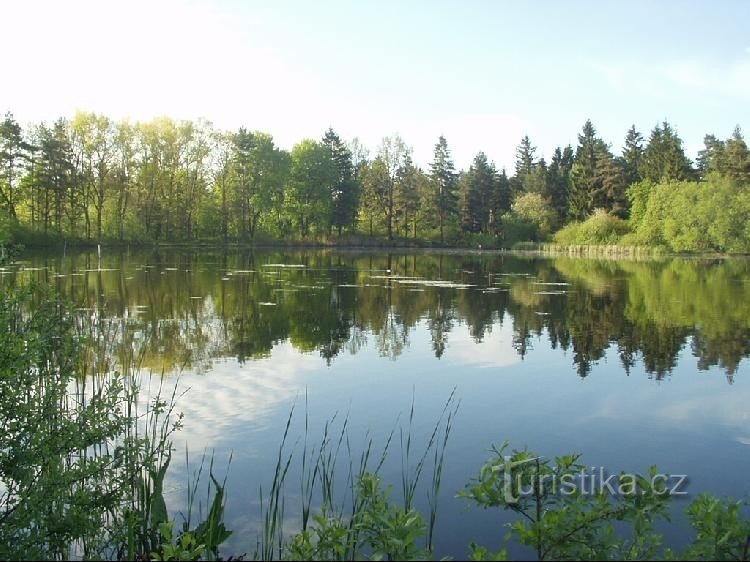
<box><xmin>5</xmin><ymin>250</ymin><xmax>749</xmax><ymax>382</ymax></box>
<box><xmin>6</xmin><ymin>249</ymin><xmax>750</xmax><ymax>558</ymax></box>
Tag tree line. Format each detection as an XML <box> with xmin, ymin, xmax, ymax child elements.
<box><xmin>0</xmin><ymin>110</ymin><xmax>748</xmax><ymax>246</ymax></box>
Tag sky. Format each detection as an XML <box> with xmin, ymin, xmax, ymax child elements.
<box><xmin>1</xmin><ymin>0</ymin><xmax>748</xmax><ymax>170</ymax></box>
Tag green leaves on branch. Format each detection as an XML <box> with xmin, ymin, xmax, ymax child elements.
<box><xmin>287</xmin><ymin>473</ymin><xmax>427</xmax><ymax>562</ymax></box>
<box><xmin>462</xmin><ymin>442</ymin><xmax>750</xmax><ymax>561</ymax></box>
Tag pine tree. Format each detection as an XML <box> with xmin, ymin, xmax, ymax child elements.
<box><xmin>696</xmin><ymin>134</ymin><xmax>725</xmax><ymax>178</ymax></box>
<box><xmin>36</xmin><ymin>119</ymin><xmax>76</xmax><ymax>233</ymax></box>
<box><xmin>0</xmin><ymin>112</ymin><xmax>31</xmax><ymax>219</ymax></box>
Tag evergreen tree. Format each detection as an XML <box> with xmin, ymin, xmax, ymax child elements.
<box><xmin>621</xmin><ymin>125</ymin><xmax>644</xmax><ymax>186</ymax></box>
<box><xmin>547</xmin><ymin>147</ymin><xmax>571</xmax><ymax>221</ymax></box>
<box><xmin>642</xmin><ymin>121</ymin><xmax>694</xmax><ymax>183</ymax></box>
<box><xmin>514</xmin><ymin>135</ymin><xmax>536</xmax><ymax>182</ymax></box>
<box><xmin>696</xmin><ymin>134</ymin><xmax>725</xmax><ymax>178</ymax></box>
<box><xmin>428</xmin><ymin>135</ymin><xmax>458</xmax><ymax>243</ymax></box>
<box><xmin>596</xmin><ymin>152</ymin><xmax>629</xmax><ymax>218</ymax></box>
<box><xmin>723</xmin><ymin>126</ymin><xmax>750</xmax><ymax>184</ymax></box>
<box><xmin>568</xmin><ymin>120</ymin><xmax>608</xmax><ymax>219</ymax></box>
<box><xmin>36</xmin><ymin>119</ymin><xmax>76</xmax><ymax>233</ymax></box>
<box><xmin>459</xmin><ymin>152</ymin><xmax>496</xmax><ymax>233</ymax></box>
<box><xmin>322</xmin><ymin>128</ymin><xmax>360</xmax><ymax>234</ymax></box>
<box><xmin>393</xmin><ymin>153</ymin><xmax>420</xmax><ymax>238</ymax></box>
<box><xmin>489</xmin><ymin>168</ymin><xmax>512</xmax><ymax>234</ymax></box>
<box><xmin>527</xmin><ymin>157</ymin><xmax>549</xmax><ymax>195</ymax></box>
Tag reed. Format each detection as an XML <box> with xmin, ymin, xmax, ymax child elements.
<box><xmin>259</xmin><ymin>387</ymin><xmax>460</xmax><ymax>560</ymax></box>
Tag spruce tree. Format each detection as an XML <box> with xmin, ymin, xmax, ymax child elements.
<box><xmin>429</xmin><ymin>135</ymin><xmax>458</xmax><ymax>243</ymax></box>
<box><xmin>642</xmin><ymin>121</ymin><xmax>694</xmax><ymax>182</ymax></box>
<box><xmin>394</xmin><ymin>153</ymin><xmax>420</xmax><ymax>237</ymax></box>
<box><xmin>568</xmin><ymin>120</ymin><xmax>607</xmax><ymax>219</ymax></box>
<box><xmin>322</xmin><ymin>128</ymin><xmax>360</xmax><ymax>234</ymax></box>
<box><xmin>514</xmin><ymin>135</ymin><xmax>536</xmax><ymax>179</ymax></box>
<box><xmin>547</xmin><ymin>147</ymin><xmax>571</xmax><ymax>221</ymax></box>
<box><xmin>459</xmin><ymin>152</ymin><xmax>496</xmax><ymax>233</ymax></box>
<box><xmin>489</xmin><ymin>168</ymin><xmax>511</xmax><ymax>235</ymax></box>
<box><xmin>723</xmin><ymin>126</ymin><xmax>750</xmax><ymax>184</ymax></box>
<box><xmin>622</xmin><ymin>125</ymin><xmax>644</xmax><ymax>186</ymax></box>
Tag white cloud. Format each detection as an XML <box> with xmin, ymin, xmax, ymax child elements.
<box><xmin>576</xmin><ymin>383</ymin><xmax>750</xmax><ymax>431</ymax></box>
<box><xmin>143</xmin><ymin>341</ymin><xmax>321</xmax><ymax>453</ymax></box>
<box><xmin>446</xmin><ymin>319</ymin><xmax>522</xmax><ymax>369</ymax></box>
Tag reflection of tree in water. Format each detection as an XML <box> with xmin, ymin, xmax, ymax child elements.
<box><xmin>427</xmin><ymin>291</ymin><xmax>454</xmax><ymax>359</ymax></box>
<box><xmin>692</xmin><ymin>327</ymin><xmax>750</xmax><ymax>384</ymax></box>
<box><xmin>9</xmin><ymin>249</ymin><xmax>750</xmax><ymax>382</ymax></box>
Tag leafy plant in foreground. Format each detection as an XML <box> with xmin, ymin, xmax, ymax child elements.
<box><xmin>462</xmin><ymin>442</ymin><xmax>750</xmax><ymax>561</ymax></box>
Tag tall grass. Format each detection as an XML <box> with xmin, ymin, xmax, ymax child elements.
<box><xmin>257</xmin><ymin>388</ymin><xmax>460</xmax><ymax>561</ymax></box>
<box><xmin>539</xmin><ymin>243</ymin><xmax>668</xmax><ymax>258</ymax></box>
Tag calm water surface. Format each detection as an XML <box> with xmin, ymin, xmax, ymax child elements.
<box><xmin>5</xmin><ymin>249</ymin><xmax>750</xmax><ymax>558</ymax></box>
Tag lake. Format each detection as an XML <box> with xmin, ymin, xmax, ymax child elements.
<box><xmin>4</xmin><ymin>248</ymin><xmax>750</xmax><ymax>558</ymax></box>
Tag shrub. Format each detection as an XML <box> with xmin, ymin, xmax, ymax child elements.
<box><xmin>510</xmin><ymin>193</ymin><xmax>557</xmax><ymax>240</ymax></box>
<box><xmin>500</xmin><ymin>213</ymin><xmax>539</xmax><ymax>246</ymax></box>
<box><xmin>553</xmin><ymin>209</ymin><xmax>631</xmax><ymax>245</ymax></box>
<box><xmin>627</xmin><ymin>174</ymin><xmax>750</xmax><ymax>253</ymax></box>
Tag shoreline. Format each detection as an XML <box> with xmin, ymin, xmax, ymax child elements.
<box><xmin>8</xmin><ymin>237</ymin><xmax>749</xmax><ymax>261</ymax></box>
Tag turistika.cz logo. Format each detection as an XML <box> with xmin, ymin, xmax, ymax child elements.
<box><xmin>496</xmin><ymin>456</ymin><xmax>689</xmax><ymax>503</ymax></box>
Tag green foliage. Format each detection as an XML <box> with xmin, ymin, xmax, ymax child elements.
<box><xmin>231</xmin><ymin>129</ymin><xmax>290</xmax><ymax>240</ymax></box>
<box><xmin>462</xmin><ymin>442</ymin><xmax>671</xmax><ymax>560</ymax></box>
<box><xmin>286</xmin><ymin>139</ymin><xmax>336</xmax><ymax>236</ymax></box>
<box><xmin>1</xmin><ymin>107</ymin><xmax>749</xmax><ymax>252</ymax></box>
<box><xmin>151</xmin><ymin>522</ymin><xmax>208</xmax><ymax>561</ymax></box>
<box><xmin>0</xmin><ymin>285</ymin><xmax>230</xmax><ymax>560</ymax></box>
<box><xmin>622</xmin><ymin>125</ymin><xmax>645</xmax><ymax>186</ymax></box>
<box><xmin>682</xmin><ymin>494</ymin><xmax>750</xmax><ymax>561</ymax></box>
<box><xmin>627</xmin><ymin>174</ymin><xmax>750</xmax><ymax>253</ymax></box>
<box><xmin>262</xmin><ymin>392</ymin><xmax>459</xmax><ymax>561</ymax></box>
<box><xmin>546</xmin><ymin>146</ymin><xmax>573</xmax><ymax>222</ymax></box>
<box><xmin>287</xmin><ymin>473</ymin><xmax>427</xmax><ymax>561</ymax></box>
<box><xmin>428</xmin><ymin>135</ymin><xmax>458</xmax><ymax>243</ymax></box>
<box><xmin>499</xmin><ymin>213</ymin><xmax>538</xmax><ymax>246</ymax></box>
<box><xmin>468</xmin><ymin>542</ymin><xmax>509</xmax><ymax>561</ymax></box>
<box><xmin>0</xmin><ymin>285</ymin><xmax>130</xmax><ymax>559</ymax></box>
<box><xmin>151</xmin><ymin>475</ymin><xmax>231</xmax><ymax>561</ymax></box>
<box><xmin>642</xmin><ymin>121</ymin><xmax>694</xmax><ymax>183</ymax></box>
<box><xmin>511</xmin><ymin>192</ymin><xmax>557</xmax><ymax>240</ymax></box>
<box><xmin>462</xmin><ymin>442</ymin><xmax>750</xmax><ymax>561</ymax></box>
<box><xmin>359</xmin><ymin>136</ymin><xmax>412</xmax><ymax>240</ymax></box>
<box><xmin>554</xmin><ymin>209</ymin><xmax>631</xmax><ymax>245</ymax></box>
<box><xmin>323</xmin><ymin>128</ymin><xmax>360</xmax><ymax>234</ymax></box>
<box><xmin>460</xmin><ymin>152</ymin><xmax>497</xmax><ymax>233</ymax></box>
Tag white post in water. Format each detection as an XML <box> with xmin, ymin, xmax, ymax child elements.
<box><xmin>97</xmin><ymin>244</ymin><xmax>101</xmax><ymax>270</ymax></box>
